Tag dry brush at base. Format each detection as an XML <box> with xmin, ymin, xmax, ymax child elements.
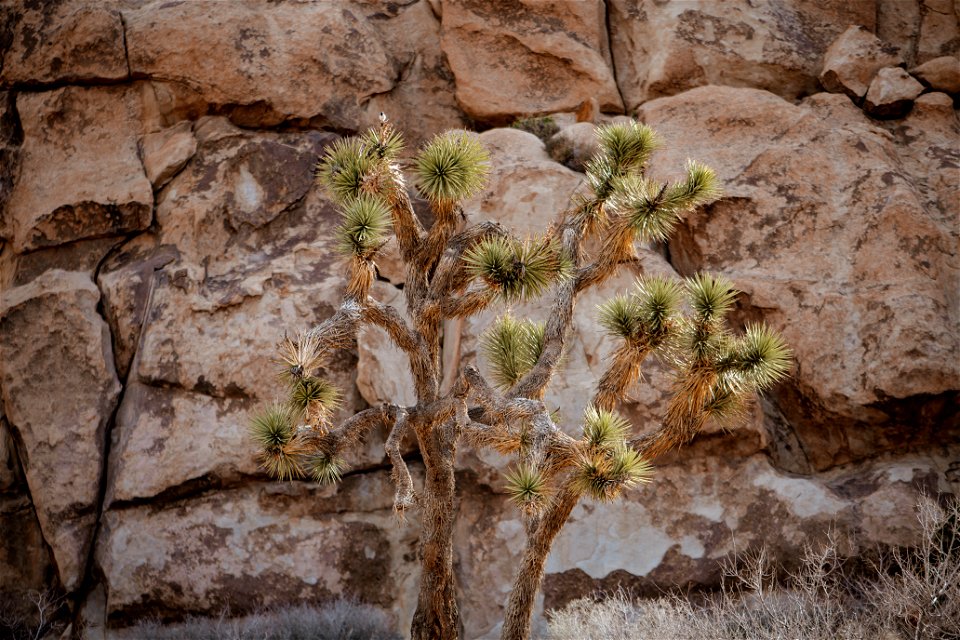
<box><xmin>247</xmin><ymin>116</ymin><xmax>791</xmax><ymax>640</ymax></box>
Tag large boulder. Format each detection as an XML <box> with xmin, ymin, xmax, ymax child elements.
<box><xmin>819</xmin><ymin>25</ymin><xmax>902</xmax><ymax>100</ymax></box>
<box><xmin>608</xmin><ymin>0</ymin><xmax>877</xmax><ymax>111</ymax></box>
<box><xmin>0</xmin><ymin>1</ymin><xmax>128</xmax><ymax>86</ymax></box>
<box><xmin>97</xmin><ymin>474</ymin><xmax>421</xmax><ymax>630</ymax></box>
<box><xmin>440</xmin><ymin>0</ymin><xmax>622</xmax><ymax>124</ymax></box>
<box><xmin>5</xmin><ymin>86</ymin><xmax>152</xmax><ymax>253</ymax></box>
<box><xmin>0</xmin><ymin>270</ymin><xmax>121</xmax><ymax>591</ymax></box>
<box><xmin>637</xmin><ymin>86</ymin><xmax>958</xmax><ymax>470</ymax></box>
<box><xmin>123</xmin><ymin>1</ymin><xmax>393</xmax><ymax>133</ymax></box>
<box><xmin>863</xmin><ymin>66</ymin><xmax>925</xmax><ymax>118</ymax></box>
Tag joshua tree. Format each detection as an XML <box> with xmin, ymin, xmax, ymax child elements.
<box><xmin>249</xmin><ymin>114</ymin><xmax>791</xmax><ymax>640</ymax></box>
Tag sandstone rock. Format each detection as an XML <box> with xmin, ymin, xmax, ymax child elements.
<box><xmin>547</xmin><ymin>122</ymin><xmax>598</xmax><ymax>172</ymax></box>
<box><xmin>97</xmin><ymin>235</ymin><xmax>178</xmax><ymax>381</ymax></box>
<box><xmin>464</xmin><ymin>128</ymin><xmax>583</xmax><ymax>237</ymax></box>
<box><xmin>917</xmin><ymin>0</ymin><xmax>960</xmax><ymax>64</ymax></box>
<box><xmin>140</xmin><ymin>122</ymin><xmax>197</xmax><ymax>189</ymax></box>
<box><xmin>876</xmin><ymin>0</ymin><xmax>921</xmax><ymax>66</ymax></box>
<box><xmin>0</xmin><ymin>92</ymin><xmax>21</xmax><ymax>240</ymax></box>
<box><xmin>820</xmin><ymin>25</ymin><xmax>902</xmax><ymax>99</ymax></box>
<box><xmin>608</xmin><ymin>1</ymin><xmax>877</xmax><ymax>111</ymax></box>
<box><xmin>638</xmin><ymin>86</ymin><xmax>959</xmax><ymax>470</ymax></box>
<box><xmin>541</xmin><ymin>452</ymin><xmax>957</xmax><ymax>609</ymax></box>
<box><xmin>0</xmin><ymin>416</ymin><xmax>19</xmax><ymax>492</ymax></box>
<box><xmin>0</xmin><ymin>270</ymin><xmax>121</xmax><ymax>590</ymax></box>
<box><xmin>97</xmin><ymin>476</ymin><xmax>421</xmax><ymax>628</ymax></box>
<box><xmin>7</xmin><ymin>87</ymin><xmax>152</xmax><ymax>253</ymax></box>
<box><xmin>864</xmin><ymin>67</ymin><xmax>925</xmax><ymax>118</ymax></box>
<box><xmin>911</xmin><ymin>56</ymin><xmax>960</xmax><ymax>94</ymax></box>
<box><xmin>440</xmin><ymin>0</ymin><xmax>622</xmax><ymax>124</ymax></box>
<box><xmin>123</xmin><ymin>1</ymin><xmax>395</xmax><ymax>133</ymax></box>
<box><xmin>1</xmin><ymin>2</ymin><xmax>127</xmax><ymax>85</ymax></box>
<box><xmin>356</xmin><ymin>281</ymin><xmax>418</xmax><ymax>408</ymax></box>
<box><xmin>0</xmin><ymin>495</ymin><xmax>54</xmax><ymax>621</ymax></box>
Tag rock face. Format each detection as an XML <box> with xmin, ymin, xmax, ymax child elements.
<box><xmin>638</xmin><ymin>86</ymin><xmax>959</xmax><ymax>471</ymax></box>
<box><xmin>5</xmin><ymin>86</ymin><xmax>153</xmax><ymax>253</ymax></box>
<box><xmin>609</xmin><ymin>1</ymin><xmax>877</xmax><ymax>110</ymax></box>
<box><xmin>441</xmin><ymin>0</ymin><xmax>623</xmax><ymax>123</ymax></box>
<box><xmin>1</xmin><ymin>2</ymin><xmax>958</xmax><ymax>638</ymax></box>
<box><xmin>0</xmin><ymin>270</ymin><xmax>121</xmax><ymax>591</ymax></box>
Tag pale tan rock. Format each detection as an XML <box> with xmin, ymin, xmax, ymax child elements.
<box><xmin>357</xmin><ymin>281</ymin><xmax>418</xmax><ymax>407</ymax></box>
<box><xmin>1</xmin><ymin>2</ymin><xmax>127</xmax><ymax>85</ymax></box>
<box><xmin>820</xmin><ymin>25</ymin><xmax>903</xmax><ymax>99</ymax></box>
<box><xmin>917</xmin><ymin>0</ymin><xmax>960</xmax><ymax>64</ymax></box>
<box><xmin>97</xmin><ymin>476</ymin><xmax>422</xmax><ymax>629</ymax></box>
<box><xmin>911</xmin><ymin>56</ymin><xmax>960</xmax><ymax>94</ymax></box>
<box><xmin>608</xmin><ymin>0</ymin><xmax>876</xmax><ymax>111</ymax></box>
<box><xmin>7</xmin><ymin>87</ymin><xmax>152</xmax><ymax>253</ymax></box>
<box><xmin>440</xmin><ymin>0</ymin><xmax>622</xmax><ymax>123</ymax></box>
<box><xmin>547</xmin><ymin>122</ymin><xmax>599</xmax><ymax>172</ymax></box>
<box><xmin>0</xmin><ymin>270</ymin><xmax>120</xmax><ymax>590</ymax></box>
<box><xmin>140</xmin><ymin>121</ymin><xmax>197</xmax><ymax>189</ymax></box>
<box><xmin>465</xmin><ymin>128</ymin><xmax>583</xmax><ymax>237</ymax></box>
<box><xmin>123</xmin><ymin>1</ymin><xmax>395</xmax><ymax>132</ymax></box>
<box><xmin>864</xmin><ymin>67</ymin><xmax>925</xmax><ymax>117</ymax></box>
<box><xmin>638</xmin><ymin>86</ymin><xmax>959</xmax><ymax>469</ymax></box>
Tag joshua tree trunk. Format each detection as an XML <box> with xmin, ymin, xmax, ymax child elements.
<box><xmin>411</xmin><ymin>420</ymin><xmax>462</xmax><ymax>640</ymax></box>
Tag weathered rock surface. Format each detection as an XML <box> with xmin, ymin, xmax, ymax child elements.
<box><xmin>440</xmin><ymin>0</ymin><xmax>622</xmax><ymax>123</ymax></box>
<box><xmin>820</xmin><ymin>25</ymin><xmax>902</xmax><ymax>99</ymax></box>
<box><xmin>6</xmin><ymin>86</ymin><xmax>152</xmax><ymax>253</ymax></box>
<box><xmin>864</xmin><ymin>66</ymin><xmax>925</xmax><ymax>117</ymax></box>
<box><xmin>97</xmin><ymin>475</ymin><xmax>421</xmax><ymax>629</ymax></box>
<box><xmin>356</xmin><ymin>281</ymin><xmax>418</xmax><ymax>408</ymax></box>
<box><xmin>639</xmin><ymin>86</ymin><xmax>959</xmax><ymax>470</ymax></box>
<box><xmin>917</xmin><ymin>0</ymin><xmax>960</xmax><ymax>64</ymax></box>
<box><xmin>140</xmin><ymin>121</ymin><xmax>197</xmax><ymax>189</ymax></box>
<box><xmin>912</xmin><ymin>55</ymin><xmax>960</xmax><ymax>94</ymax></box>
<box><xmin>547</xmin><ymin>122</ymin><xmax>599</xmax><ymax>172</ymax></box>
<box><xmin>123</xmin><ymin>1</ymin><xmax>393</xmax><ymax>131</ymax></box>
<box><xmin>0</xmin><ymin>2</ymin><xmax>128</xmax><ymax>86</ymax></box>
<box><xmin>608</xmin><ymin>1</ymin><xmax>877</xmax><ymax>110</ymax></box>
<box><xmin>0</xmin><ymin>270</ymin><xmax>120</xmax><ymax>591</ymax></box>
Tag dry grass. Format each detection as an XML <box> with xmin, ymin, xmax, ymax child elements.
<box><xmin>547</xmin><ymin>498</ymin><xmax>959</xmax><ymax>640</ymax></box>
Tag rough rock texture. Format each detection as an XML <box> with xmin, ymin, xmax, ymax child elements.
<box><xmin>5</xmin><ymin>86</ymin><xmax>152</xmax><ymax>253</ymax></box>
<box><xmin>639</xmin><ymin>86</ymin><xmax>959</xmax><ymax>471</ymax></box>
<box><xmin>820</xmin><ymin>25</ymin><xmax>903</xmax><ymax>100</ymax></box>
<box><xmin>864</xmin><ymin>66</ymin><xmax>926</xmax><ymax>117</ymax></box>
<box><xmin>0</xmin><ymin>270</ymin><xmax>121</xmax><ymax>591</ymax></box>
<box><xmin>911</xmin><ymin>55</ymin><xmax>960</xmax><ymax>94</ymax></box>
<box><xmin>609</xmin><ymin>1</ymin><xmax>877</xmax><ymax>110</ymax></box>
<box><xmin>1</xmin><ymin>2</ymin><xmax>958</xmax><ymax>637</ymax></box>
<box><xmin>440</xmin><ymin>0</ymin><xmax>623</xmax><ymax>123</ymax></box>
<box><xmin>1</xmin><ymin>2</ymin><xmax>128</xmax><ymax>86</ymax></box>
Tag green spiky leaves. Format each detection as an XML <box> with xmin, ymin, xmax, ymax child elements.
<box><xmin>574</xmin><ymin>445</ymin><xmax>653</xmax><ymax>502</ymax></box>
<box><xmin>336</xmin><ymin>194</ymin><xmax>391</xmax><ymax>258</ymax></box>
<box><xmin>725</xmin><ymin>323</ymin><xmax>792</xmax><ymax>390</ymax></box>
<box><xmin>505</xmin><ymin>463</ymin><xmax>548</xmax><ymax>513</ymax></box>
<box><xmin>663</xmin><ymin>160</ymin><xmax>721</xmax><ymax>212</ymax></box>
<box><xmin>596</xmin><ymin>121</ymin><xmax>660</xmax><ymax>174</ymax></box>
<box><xmin>583</xmin><ymin>406</ymin><xmax>631</xmax><ymax>451</ymax></box>
<box><xmin>250</xmin><ymin>403</ymin><xmax>305</xmax><ymax>481</ymax></box>
<box><xmin>686</xmin><ymin>273</ymin><xmax>738</xmax><ymax>324</ymax></box>
<box><xmin>415</xmin><ymin>132</ymin><xmax>490</xmax><ymax>204</ymax></box>
<box><xmin>309</xmin><ymin>450</ymin><xmax>345</xmax><ymax>485</ymax></box>
<box><xmin>316</xmin><ymin>137</ymin><xmax>376</xmax><ymax>204</ymax></box>
<box><xmin>361</xmin><ymin>123</ymin><xmax>404</xmax><ymax>162</ymax></box>
<box><xmin>480</xmin><ymin>314</ymin><xmax>546</xmax><ymax>389</ymax></box>
<box><xmin>291</xmin><ymin>377</ymin><xmax>340</xmax><ymax>412</ymax></box>
<box><xmin>597</xmin><ymin>276</ymin><xmax>683</xmax><ymax>350</ymax></box>
<box><xmin>464</xmin><ymin>236</ymin><xmax>571</xmax><ymax>302</ymax></box>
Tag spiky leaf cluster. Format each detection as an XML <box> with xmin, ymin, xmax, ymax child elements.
<box><xmin>505</xmin><ymin>463</ymin><xmax>548</xmax><ymax>513</ymax></box>
<box><xmin>336</xmin><ymin>193</ymin><xmax>392</xmax><ymax>258</ymax></box>
<box><xmin>463</xmin><ymin>236</ymin><xmax>570</xmax><ymax>302</ymax></box>
<box><xmin>309</xmin><ymin>450</ymin><xmax>345</xmax><ymax>485</ymax></box>
<box><xmin>582</xmin><ymin>406</ymin><xmax>631</xmax><ymax>451</ymax></box>
<box><xmin>250</xmin><ymin>403</ymin><xmax>304</xmax><ymax>481</ymax></box>
<box><xmin>721</xmin><ymin>323</ymin><xmax>792</xmax><ymax>390</ymax></box>
<box><xmin>415</xmin><ymin>131</ymin><xmax>490</xmax><ymax>203</ymax></box>
<box><xmin>574</xmin><ymin>445</ymin><xmax>653</xmax><ymax>502</ymax></box>
<box><xmin>276</xmin><ymin>331</ymin><xmax>323</xmax><ymax>382</ymax></box>
<box><xmin>315</xmin><ymin>137</ymin><xmax>377</xmax><ymax>204</ymax></box>
<box><xmin>480</xmin><ymin>314</ymin><xmax>546</xmax><ymax>389</ymax></box>
<box><xmin>597</xmin><ymin>276</ymin><xmax>683</xmax><ymax>351</ymax></box>
<box><xmin>361</xmin><ymin>123</ymin><xmax>404</xmax><ymax>162</ymax></box>
<box><xmin>596</xmin><ymin>121</ymin><xmax>660</xmax><ymax>174</ymax></box>
<box><xmin>662</xmin><ymin>160</ymin><xmax>721</xmax><ymax>211</ymax></box>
